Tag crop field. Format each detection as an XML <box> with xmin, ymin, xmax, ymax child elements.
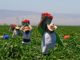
<box><xmin>0</xmin><ymin>25</ymin><xmax>80</xmax><ymax>60</ymax></box>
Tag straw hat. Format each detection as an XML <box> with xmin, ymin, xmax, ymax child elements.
<box><xmin>47</xmin><ymin>23</ymin><xmax>57</xmax><ymax>31</ymax></box>
<box><xmin>15</xmin><ymin>26</ymin><xmax>20</xmax><ymax>29</ymax></box>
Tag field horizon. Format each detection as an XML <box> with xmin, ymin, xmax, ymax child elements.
<box><xmin>0</xmin><ymin>9</ymin><xmax>80</xmax><ymax>26</ymax></box>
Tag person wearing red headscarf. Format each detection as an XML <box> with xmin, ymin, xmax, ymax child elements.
<box><xmin>38</xmin><ymin>12</ymin><xmax>63</xmax><ymax>55</ymax></box>
<box><xmin>20</xmin><ymin>19</ymin><xmax>32</xmax><ymax>44</ymax></box>
<box><xmin>9</xmin><ymin>24</ymin><xmax>16</xmax><ymax>32</ymax></box>
<box><xmin>38</xmin><ymin>12</ymin><xmax>56</xmax><ymax>55</ymax></box>
<box><xmin>12</xmin><ymin>26</ymin><xmax>21</xmax><ymax>38</ymax></box>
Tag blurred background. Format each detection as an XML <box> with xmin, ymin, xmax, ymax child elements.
<box><xmin>0</xmin><ymin>0</ymin><xmax>80</xmax><ymax>26</ymax></box>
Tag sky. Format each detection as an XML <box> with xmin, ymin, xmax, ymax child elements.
<box><xmin>0</xmin><ymin>0</ymin><xmax>80</xmax><ymax>14</ymax></box>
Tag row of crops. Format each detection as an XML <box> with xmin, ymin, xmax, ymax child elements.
<box><xmin>0</xmin><ymin>25</ymin><xmax>80</xmax><ymax>60</ymax></box>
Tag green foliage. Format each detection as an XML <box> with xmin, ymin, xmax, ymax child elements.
<box><xmin>0</xmin><ymin>25</ymin><xmax>80</xmax><ymax>60</ymax></box>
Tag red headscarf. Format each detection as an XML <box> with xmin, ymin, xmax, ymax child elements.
<box><xmin>10</xmin><ymin>24</ymin><xmax>16</xmax><ymax>28</ymax></box>
<box><xmin>42</xmin><ymin>12</ymin><xmax>53</xmax><ymax>19</ymax></box>
<box><xmin>22</xmin><ymin>19</ymin><xmax>30</xmax><ymax>23</ymax></box>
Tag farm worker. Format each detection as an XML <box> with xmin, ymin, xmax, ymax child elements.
<box><xmin>20</xmin><ymin>19</ymin><xmax>32</xmax><ymax>44</ymax></box>
<box><xmin>12</xmin><ymin>26</ymin><xmax>21</xmax><ymax>38</ymax></box>
<box><xmin>38</xmin><ymin>12</ymin><xmax>64</xmax><ymax>55</ymax></box>
<box><xmin>9</xmin><ymin>24</ymin><xmax>16</xmax><ymax>32</ymax></box>
<box><xmin>0</xmin><ymin>34</ymin><xmax>10</xmax><ymax>39</ymax></box>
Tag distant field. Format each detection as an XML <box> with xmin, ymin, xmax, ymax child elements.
<box><xmin>0</xmin><ymin>25</ymin><xmax>80</xmax><ymax>60</ymax></box>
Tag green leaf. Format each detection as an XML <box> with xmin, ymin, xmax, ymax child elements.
<box><xmin>55</xmin><ymin>32</ymin><xmax>64</xmax><ymax>47</ymax></box>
